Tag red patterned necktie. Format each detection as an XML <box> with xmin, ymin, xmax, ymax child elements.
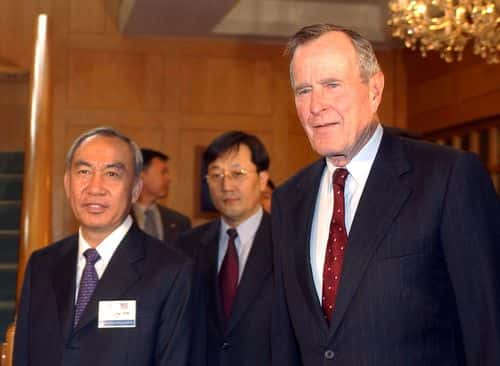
<box><xmin>219</xmin><ymin>228</ymin><xmax>239</xmax><ymax>325</ymax></box>
<box><xmin>322</xmin><ymin>168</ymin><xmax>349</xmax><ymax>324</ymax></box>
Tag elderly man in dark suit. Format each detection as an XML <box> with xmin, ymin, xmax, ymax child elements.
<box><xmin>14</xmin><ymin>127</ymin><xmax>195</xmax><ymax>366</ymax></box>
<box><xmin>272</xmin><ymin>24</ymin><xmax>500</xmax><ymax>366</ymax></box>
<box><xmin>176</xmin><ymin>131</ymin><xmax>273</xmax><ymax>366</ymax></box>
<box><xmin>133</xmin><ymin>148</ymin><xmax>191</xmax><ymax>245</ymax></box>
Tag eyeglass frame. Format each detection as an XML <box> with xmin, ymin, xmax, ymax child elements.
<box><xmin>205</xmin><ymin>168</ymin><xmax>258</xmax><ymax>184</ymax></box>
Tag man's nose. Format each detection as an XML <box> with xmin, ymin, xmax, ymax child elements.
<box><xmin>310</xmin><ymin>89</ymin><xmax>327</xmax><ymax>115</ymax></box>
<box><xmin>221</xmin><ymin>174</ymin><xmax>235</xmax><ymax>191</ymax></box>
<box><xmin>87</xmin><ymin>173</ymin><xmax>106</xmax><ymax>194</ymax></box>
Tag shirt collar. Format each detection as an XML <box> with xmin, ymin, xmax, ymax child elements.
<box><xmin>220</xmin><ymin>206</ymin><xmax>263</xmax><ymax>243</ymax></box>
<box><xmin>325</xmin><ymin>123</ymin><xmax>383</xmax><ymax>187</ymax></box>
<box><xmin>78</xmin><ymin>215</ymin><xmax>133</xmax><ymax>262</ymax></box>
<box><xmin>134</xmin><ymin>202</ymin><xmax>158</xmax><ymax>214</ymax></box>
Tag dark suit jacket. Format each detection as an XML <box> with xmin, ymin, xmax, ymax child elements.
<box><xmin>132</xmin><ymin>204</ymin><xmax>191</xmax><ymax>246</ymax></box>
<box><xmin>176</xmin><ymin>212</ymin><xmax>273</xmax><ymax>366</ymax></box>
<box><xmin>157</xmin><ymin>204</ymin><xmax>191</xmax><ymax>245</ymax></box>
<box><xmin>14</xmin><ymin>224</ymin><xmax>195</xmax><ymax>366</ymax></box>
<box><xmin>272</xmin><ymin>128</ymin><xmax>500</xmax><ymax>366</ymax></box>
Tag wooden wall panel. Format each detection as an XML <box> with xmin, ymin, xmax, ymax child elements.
<box><xmin>287</xmin><ymin>133</ymin><xmax>318</xmax><ymax>176</ymax></box>
<box><xmin>180</xmin><ymin>57</ymin><xmax>273</xmax><ymax>116</ymax></box>
<box><xmin>67</xmin><ymin>50</ymin><xmax>163</xmax><ymax>109</ymax></box>
<box><xmin>405</xmin><ymin>49</ymin><xmax>500</xmax><ymax>133</ymax></box>
<box><xmin>0</xmin><ymin>78</ymin><xmax>29</xmax><ymax>150</ymax></box>
<box><xmin>376</xmin><ymin>49</ymin><xmax>407</xmax><ymax>128</ymax></box>
<box><xmin>69</xmin><ymin>0</ymin><xmax>108</xmax><ymax>34</ymax></box>
<box><xmin>0</xmin><ymin>0</ymin><xmax>37</xmax><ymax>69</ymax></box>
<box><xmin>182</xmin><ymin>114</ymin><xmax>275</xmax><ymax>132</ymax></box>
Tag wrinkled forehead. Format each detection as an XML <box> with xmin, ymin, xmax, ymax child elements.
<box><xmin>290</xmin><ymin>31</ymin><xmax>360</xmax><ymax>82</ymax></box>
<box><xmin>71</xmin><ymin>135</ymin><xmax>134</xmax><ymax>169</ymax></box>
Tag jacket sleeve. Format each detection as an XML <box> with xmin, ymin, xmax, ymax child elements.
<box><xmin>440</xmin><ymin>153</ymin><xmax>500</xmax><ymax>365</ymax></box>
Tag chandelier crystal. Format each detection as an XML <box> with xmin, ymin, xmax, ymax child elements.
<box><xmin>388</xmin><ymin>0</ymin><xmax>500</xmax><ymax>63</ymax></box>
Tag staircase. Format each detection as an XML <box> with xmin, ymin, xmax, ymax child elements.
<box><xmin>0</xmin><ymin>152</ymin><xmax>23</xmax><ymax>342</ymax></box>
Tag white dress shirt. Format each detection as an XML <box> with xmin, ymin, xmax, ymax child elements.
<box><xmin>217</xmin><ymin>207</ymin><xmax>264</xmax><ymax>282</ymax></box>
<box><xmin>75</xmin><ymin>215</ymin><xmax>133</xmax><ymax>302</ymax></box>
<box><xmin>310</xmin><ymin>124</ymin><xmax>383</xmax><ymax>299</ymax></box>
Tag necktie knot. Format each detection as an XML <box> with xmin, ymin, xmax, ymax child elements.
<box><xmin>333</xmin><ymin>168</ymin><xmax>348</xmax><ymax>188</ymax></box>
<box><xmin>227</xmin><ymin>228</ymin><xmax>238</xmax><ymax>241</ymax></box>
<box><xmin>83</xmin><ymin>248</ymin><xmax>100</xmax><ymax>265</ymax></box>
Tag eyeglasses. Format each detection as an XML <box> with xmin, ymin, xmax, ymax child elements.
<box><xmin>205</xmin><ymin>168</ymin><xmax>256</xmax><ymax>184</ymax></box>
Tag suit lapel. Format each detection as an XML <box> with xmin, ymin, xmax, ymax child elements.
<box><xmin>72</xmin><ymin>226</ymin><xmax>145</xmax><ymax>334</ymax></box>
<box><xmin>199</xmin><ymin>220</ymin><xmax>225</xmax><ymax>334</ymax></box>
<box><xmin>328</xmin><ymin>130</ymin><xmax>412</xmax><ymax>336</ymax></box>
<box><xmin>288</xmin><ymin>160</ymin><xmax>331</xmax><ymax>335</ymax></box>
<box><xmin>226</xmin><ymin>213</ymin><xmax>272</xmax><ymax>333</ymax></box>
<box><xmin>51</xmin><ymin>236</ymin><xmax>78</xmax><ymax>342</ymax></box>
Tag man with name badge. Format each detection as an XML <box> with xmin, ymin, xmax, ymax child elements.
<box><xmin>14</xmin><ymin>127</ymin><xmax>195</xmax><ymax>366</ymax></box>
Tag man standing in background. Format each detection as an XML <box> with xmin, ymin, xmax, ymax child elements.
<box><xmin>176</xmin><ymin>131</ymin><xmax>273</xmax><ymax>366</ymax></box>
<box><xmin>133</xmin><ymin>148</ymin><xmax>191</xmax><ymax>245</ymax></box>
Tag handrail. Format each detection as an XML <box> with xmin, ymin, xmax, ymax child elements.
<box><xmin>1</xmin><ymin>14</ymin><xmax>52</xmax><ymax>366</ymax></box>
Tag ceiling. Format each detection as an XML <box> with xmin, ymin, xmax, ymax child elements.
<box><xmin>109</xmin><ymin>0</ymin><xmax>399</xmax><ymax>47</ymax></box>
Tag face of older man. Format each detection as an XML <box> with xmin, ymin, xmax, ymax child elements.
<box><xmin>291</xmin><ymin>31</ymin><xmax>384</xmax><ymax>166</ymax></box>
<box><xmin>64</xmin><ymin>135</ymin><xmax>141</xmax><ymax>246</ymax></box>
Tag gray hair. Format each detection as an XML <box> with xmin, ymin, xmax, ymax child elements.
<box><xmin>285</xmin><ymin>23</ymin><xmax>381</xmax><ymax>84</ymax></box>
<box><xmin>65</xmin><ymin>126</ymin><xmax>143</xmax><ymax>179</ymax></box>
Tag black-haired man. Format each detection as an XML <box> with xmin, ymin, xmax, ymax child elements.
<box><xmin>176</xmin><ymin>131</ymin><xmax>273</xmax><ymax>366</ymax></box>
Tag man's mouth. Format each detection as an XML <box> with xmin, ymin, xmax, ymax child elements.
<box><xmin>82</xmin><ymin>203</ymin><xmax>108</xmax><ymax>213</ymax></box>
<box><xmin>314</xmin><ymin>121</ymin><xmax>339</xmax><ymax>129</ymax></box>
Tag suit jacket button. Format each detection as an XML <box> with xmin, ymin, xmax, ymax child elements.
<box><xmin>221</xmin><ymin>342</ymin><xmax>231</xmax><ymax>350</ymax></box>
<box><xmin>324</xmin><ymin>350</ymin><xmax>335</xmax><ymax>359</ymax></box>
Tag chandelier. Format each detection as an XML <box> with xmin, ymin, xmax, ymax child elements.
<box><xmin>388</xmin><ymin>0</ymin><xmax>500</xmax><ymax>63</ymax></box>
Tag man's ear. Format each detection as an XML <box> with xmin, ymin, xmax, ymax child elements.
<box><xmin>369</xmin><ymin>71</ymin><xmax>384</xmax><ymax>112</ymax></box>
<box><xmin>63</xmin><ymin>171</ymin><xmax>70</xmax><ymax>199</ymax></box>
<box><xmin>258</xmin><ymin>170</ymin><xmax>270</xmax><ymax>192</ymax></box>
<box><xmin>131</xmin><ymin>178</ymin><xmax>143</xmax><ymax>203</ymax></box>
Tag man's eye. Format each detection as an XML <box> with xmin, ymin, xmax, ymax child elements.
<box><xmin>106</xmin><ymin>171</ymin><xmax>120</xmax><ymax>177</ymax></box>
<box><xmin>232</xmin><ymin>171</ymin><xmax>246</xmax><ymax>178</ymax></box>
<box><xmin>210</xmin><ymin>173</ymin><xmax>223</xmax><ymax>180</ymax></box>
<box><xmin>296</xmin><ymin>88</ymin><xmax>310</xmax><ymax>96</ymax></box>
<box><xmin>327</xmin><ymin>82</ymin><xmax>339</xmax><ymax>88</ymax></box>
<box><xmin>77</xmin><ymin>169</ymin><xmax>90</xmax><ymax>175</ymax></box>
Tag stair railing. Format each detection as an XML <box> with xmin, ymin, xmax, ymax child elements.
<box><xmin>423</xmin><ymin>116</ymin><xmax>499</xmax><ymax>193</ymax></box>
<box><xmin>1</xmin><ymin>14</ymin><xmax>52</xmax><ymax>366</ymax></box>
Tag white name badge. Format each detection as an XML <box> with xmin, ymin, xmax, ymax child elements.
<box><xmin>98</xmin><ymin>300</ymin><xmax>136</xmax><ymax>328</ymax></box>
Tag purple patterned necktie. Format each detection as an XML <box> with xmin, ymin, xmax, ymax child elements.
<box><xmin>74</xmin><ymin>248</ymin><xmax>101</xmax><ymax>327</ymax></box>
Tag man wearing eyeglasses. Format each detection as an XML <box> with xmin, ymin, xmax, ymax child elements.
<box><xmin>175</xmin><ymin>131</ymin><xmax>272</xmax><ymax>366</ymax></box>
